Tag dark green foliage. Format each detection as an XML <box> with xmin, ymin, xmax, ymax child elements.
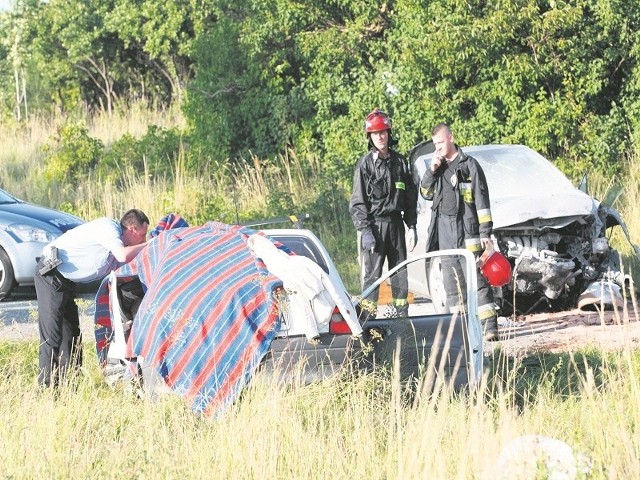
<box><xmin>3</xmin><ymin>0</ymin><xmax>640</xmax><ymax>182</ymax></box>
<box><xmin>184</xmin><ymin>0</ymin><xmax>640</xmax><ymax>181</ymax></box>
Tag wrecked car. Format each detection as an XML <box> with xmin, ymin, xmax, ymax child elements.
<box><xmin>409</xmin><ymin>142</ymin><xmax>640</xmax><ymax>314</ymax></box>
<box><xmin>95</xmin><ymin>221</ymin><xmax>483</xmax><ymax>416</ymax></box>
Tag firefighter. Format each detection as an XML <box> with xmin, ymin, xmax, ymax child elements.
<box><xmin>420</xmin><ymin>122</ymin><xmax>499</xmax><ymax>340</ymax></box>
<box><xmin>349</xmin><ymin>108</ymin><xmax>418</xmax><ymax>317</ymax></box>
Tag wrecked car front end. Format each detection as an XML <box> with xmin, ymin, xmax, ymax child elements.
<box><xmin>409</xmin><ymin>143</ymin><xmax>639</xmax><ymax>314</ymax></box>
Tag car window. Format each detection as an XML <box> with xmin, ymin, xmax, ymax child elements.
<box><xmin>268</xmin><ymin>234</ymin><xmax>330</xmax><ymax>274</ymax></box>
<box><xmin>358</xmin><ymin>251</ymin><xmax>472</xmax><ymax>320</ymax></box>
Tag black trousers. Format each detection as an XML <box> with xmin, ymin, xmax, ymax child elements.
<box><xmin>360</xmin><ymin>218</ymin><xmax>408</xmax><ymax>303</ymax></box>
<box><xmin>34</xmin><ymin>261</ymin><xmax>82</xmax><ymax>387</ymax></box>
<box><xmin>437</xmin><ymin>214</ymin><xmax>496</xmax><ymax>321</ymax></box>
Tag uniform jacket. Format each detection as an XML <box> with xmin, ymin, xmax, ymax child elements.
<box><xmin>420</xmin><ymin>147</ymin><xmax>493</xmax><ymax>253</ymax></box>
<box><xmin>349</xmin><ymin>148</ymin><xmax>418</xmax><ymax>230</ymax></box>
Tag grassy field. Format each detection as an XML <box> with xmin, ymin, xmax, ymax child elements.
<box><xmin>2</xmin><ymin>107</ymin><xmax>640</xmax><ymax>478</ymax></box>
<box><xmin>1</xmin><ymin>340</ymin><xmax>640</xmax><ymax>478</ymax></box>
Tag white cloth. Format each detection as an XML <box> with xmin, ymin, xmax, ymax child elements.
<box><xmin>106</xmin><ymin>272</ymin><xmax>128</xmax><ymax>361</ymax></box>
<box><xmin>247</xmin><ymin>234</ymin><xmax>362</xmax><ymax>340</ymax></box>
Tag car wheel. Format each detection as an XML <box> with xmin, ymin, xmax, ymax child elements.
<box><xmin>426</xmin><ymin>258</ymin><xmax>448</xmax><ymax>313</ymax></box>
<box><xmin>0</xmin><ymin>248</ymin><xmax>16</xmax><ymax>300</ymax></box>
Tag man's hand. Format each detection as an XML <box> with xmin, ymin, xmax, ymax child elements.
<box><xmin>431</xmin><ymin>156</ymin><xmax>444</xmax><ymax>172</ymax></box>
<box><xmin>481</xmin><ymin>237</ymin><xmax>493</xmax><ymax>250</ymax></box>
<box><xmin>361</xmin><ymin>228</ymin><xmax>376</xmax><ymax>253</ymax></box>
<box><xmin>407</xmin><ymin>226</ymin><xmax>417</xmax><ymax>252</ymax></box>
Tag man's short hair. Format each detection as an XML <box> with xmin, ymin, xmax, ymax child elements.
<box><xmin>120</xmin><ymin>209</ymin><xmax>150</xmax><ymax>228</ymax></box>
<box><xmin>431</xmin><ymin>122</ymin><xmax>451</xmax><ymax>137</ymax></box>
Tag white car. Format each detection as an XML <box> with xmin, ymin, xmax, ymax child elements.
<box><xmin>409</xmin><ymin>142</ymin><xmax>640</xmax><ymax>315</ymax></box>
<box><xmin>99</xmin><ymin>225</ymin><xmax>484</xmax><ymax>407</ymax></box>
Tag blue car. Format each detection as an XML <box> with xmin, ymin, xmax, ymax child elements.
<box><xmin>0</xmin><ymin>188</ymin><xmax>84</xmax><ymax>299</ymax></box>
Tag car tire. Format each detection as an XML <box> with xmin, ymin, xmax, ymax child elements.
<box><xmin>426</xmin><ymin>258</ymin><xmax>448</xmax><ymax>313</ymax></box>
<box><xmin>0</xmin><ymin>248</ymin><xmax>16</xmax><ymax>300</ymax></box>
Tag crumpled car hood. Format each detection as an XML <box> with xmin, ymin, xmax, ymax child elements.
<box><xmin>475</xmin><ymin>144</ymin><xmax>598</xmax><ymax>230</ymax></box>
<box><xmin>490</xmin><ymin>189</ymin><xmax>596</xmax><ymax>230</ymax></box>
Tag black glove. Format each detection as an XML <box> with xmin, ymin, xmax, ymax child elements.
<box><xmin>361</xmin><ymin>228</ymin><xmax>376</xmax><ymax>253</ymax></box>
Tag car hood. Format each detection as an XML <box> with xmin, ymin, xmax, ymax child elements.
<box><xmin>410</xmin><ymin>143</ymin><xmax>600</xmax><ymax>231</ymax></box>
<box><xmin>490</xmin><ymin>189</ymin><xmax>597</xmax><ymax>230</ymax></box>
<box><xmin>0</xmin><ymin>202</ymin><xmax>84</xmax><ymax>233</ymax></box>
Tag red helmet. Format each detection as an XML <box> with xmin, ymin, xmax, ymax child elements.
<box><xmin>365</xmin><ymin>108</ymin><xmax>392</xmax><ymax>133</ymax></box>
<box><xmin>480</xmin><ymin>251</ymin><xmax>512</xmax><ymax>287</ymax></box>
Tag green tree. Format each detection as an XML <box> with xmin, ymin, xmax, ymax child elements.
<box><xmin>185</xmin><ymin>0</ymin><xmax>396</xmax><ymax>179</ymax></box>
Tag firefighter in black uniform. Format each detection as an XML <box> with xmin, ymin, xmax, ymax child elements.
<box><xmin>349</xmin><ymin>108</ymin><xmax>418</xmax><ymax>317</ymax></box>
<box><xmin>420</xmin><ymin>122</ymin><xmax>498</xmax><ymax>340</ymax></box>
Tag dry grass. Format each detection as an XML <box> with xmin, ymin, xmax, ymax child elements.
<box><xmin>1</xmin><ymin>338</ymin><xmax>640</xmax><ymax>478</ymax></box>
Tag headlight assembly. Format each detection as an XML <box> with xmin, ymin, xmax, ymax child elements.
<box><xmin>6</xmin><ymin>223</ymin><xmax>57</xmax><ymax>243</ymax></box>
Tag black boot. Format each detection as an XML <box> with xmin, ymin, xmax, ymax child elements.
<box><xmin>482</xmin><ymin>316</ymin><xmax>499</xmax><ymax>341</ymax></box>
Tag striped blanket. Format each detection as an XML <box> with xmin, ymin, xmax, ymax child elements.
<box><xmin>94</xmin><ymin>222</ymin><xmax>284</xmax><ymax>416</ymax></box>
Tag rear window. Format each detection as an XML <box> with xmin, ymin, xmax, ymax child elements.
<box><xmin>269</xmin><ymin>234</ymin><xmax>330</xmax><ymax>274</ymax></box>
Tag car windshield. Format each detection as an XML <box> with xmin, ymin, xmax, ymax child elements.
<box><xmin>0</xmin><ymin>189</ymin><xmax>19</xmax><ymax>204</ymax></box>
<box><xmin>465</xmin><ymin>146</ymin><xmax>577</xmax><ymax>199</ymax></box>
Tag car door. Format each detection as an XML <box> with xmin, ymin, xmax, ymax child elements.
<box><xmin>356</xmin><ymin>249</ymin><xmax>483</xmax><ymax>390</ymax></box>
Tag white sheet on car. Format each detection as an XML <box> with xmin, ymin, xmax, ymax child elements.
<box><xmin>106</xmin><ymin>271</ymin><xmax>128</xmax><ymax>361</ymax></box>
<box><xmin>248</xmin><ymin>234</ymin><xmax>363</xmax><ymax>340</ymax></box>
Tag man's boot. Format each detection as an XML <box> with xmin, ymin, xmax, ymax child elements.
<box><xmin>395</xmin><ymin>304</ymin><xmax>409</xmax><ymax>318</ymax></box>
<box><xmin>483</xmin><ymin>316</ymin><xmax>499</xmax><ymax>341</ymax></box>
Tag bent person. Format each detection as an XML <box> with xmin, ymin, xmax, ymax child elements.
<box><xmin>35</xmin><ymin>208</ymin><xmax>150</xmax><ymax>387</ymax></box>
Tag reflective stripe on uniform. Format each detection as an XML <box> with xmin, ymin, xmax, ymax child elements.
<box><xmin>478</xmin><ymin>302</ymin><xmax>496</xmax><ymax>320</ymax></box>
<box><xmin>460</xmin><ymin>183</ymin><xmax>473</xmax><ymax>203</ymax></box>
<box><xmin>465</xmin><ymin>237</ymin><xmax>482</xmax><ymax>252</ymax></box>
<box><xmin>392</xmin><ymin>298</ymin><xmax>408</xmax><ymax>306</ymax></box>
<box><xmin>420</xmin><ymin>186</ymin><xmax>434</xmax><ymax>198</ymax></box>
<box><xmin>477</xmin><ymin>208</ymin><xmax>492</xmax><ymax>224</ymax></box>
<box><xmin>395</xmin><ymin>181</ymin><xmax>405</xmax><ymax>190</ymax></box>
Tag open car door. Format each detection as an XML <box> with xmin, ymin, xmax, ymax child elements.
<box><xmin>356</xmin><ymin>249</ymin><xmax>484</xmax><ymax>390</ymax></box>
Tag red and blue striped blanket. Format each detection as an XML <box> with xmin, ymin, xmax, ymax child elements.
<box><xmin>94</xmin><ymin>222</ymin><xmax>284</xmax><ymax>416</ymax></box>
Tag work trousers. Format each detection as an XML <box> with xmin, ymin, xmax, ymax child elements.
<box><xmin>437</xmin><ymin>214</ymin><xmax>496</xmax><ymax>321</ymax></box>
<box><xmin>360</xmin><ymin>218</ymin><xmax>408</xmax><ymax>304</ymax></box>
<box><xmin>34</xmin><ymin>261</ymin><xmax>82</xmax><ymax>387</ymax></box>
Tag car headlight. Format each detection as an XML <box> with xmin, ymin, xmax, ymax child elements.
<box><xmin>6</xmin><ymin>223</ymin><xmax>58</xmax><ymax>243</ymax></box>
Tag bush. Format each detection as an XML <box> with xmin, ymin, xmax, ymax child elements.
<box><xmin>99</xmin><ymin>125</ymin><xmax>185</xmax><ymax>183</ymax></box>
<box><xmin>43</xmin><ymin>123</ymin><xmax>103</xmax><ymax>183</ymax></box>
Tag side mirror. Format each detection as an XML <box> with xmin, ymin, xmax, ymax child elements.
<box><xmin>578</xmin><ymin>172</ymin><xmax>589</xmax><ymax>195</ymax></box>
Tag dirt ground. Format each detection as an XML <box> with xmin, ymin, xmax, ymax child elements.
<box><xmin>377</xmin><ymin>281</ymin><xmax>640</xmax><ymax>356</ymax></box>
<box><xmin>486</xmin><ymin>300</ymin><xmax>640</xmax><ymax>356</ymax></box>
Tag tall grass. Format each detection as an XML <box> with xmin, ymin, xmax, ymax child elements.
<box><xmin>2</xmin><ymin>340</ymin><xmax>640</xmax><ymax>478</ymax></box>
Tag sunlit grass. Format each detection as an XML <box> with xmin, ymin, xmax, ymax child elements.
<box><xmin>2</xmin><ymin>340</ymin><xmax>640</xmax><ymax>478</ymax></box>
